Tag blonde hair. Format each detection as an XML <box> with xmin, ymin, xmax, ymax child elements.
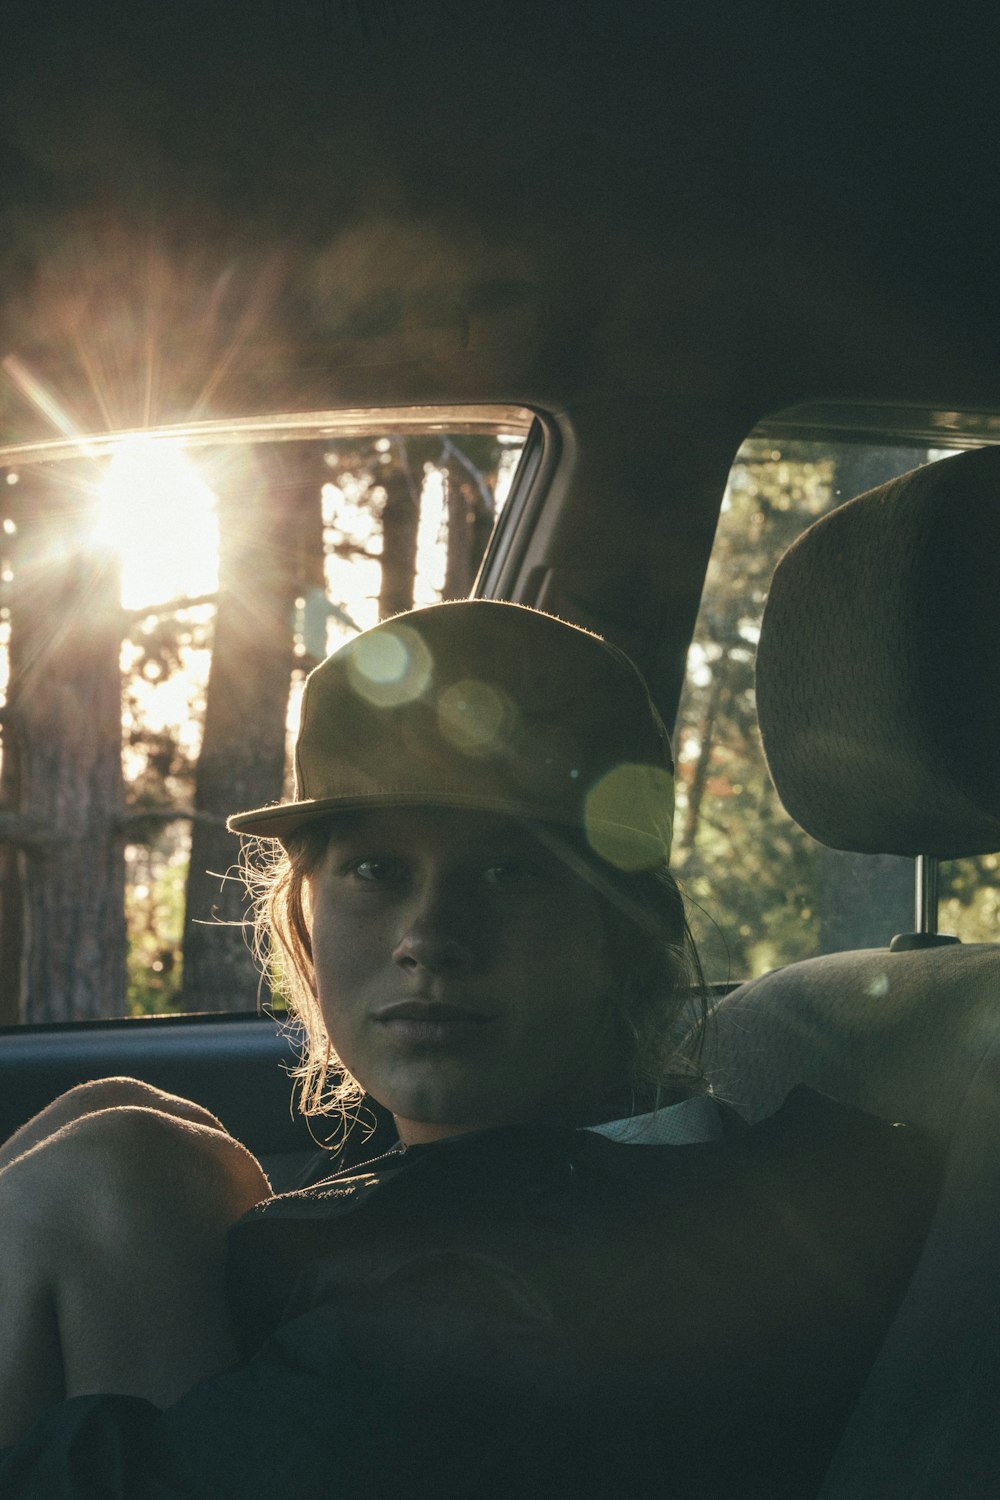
<box><xmin>248</xmin><ymin>817</ymin><xmax>707</xmax><ymax>1132</ymax></box>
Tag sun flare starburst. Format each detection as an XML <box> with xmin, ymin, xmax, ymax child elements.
<box><xmin>93</xmin><ymin>438</ymin><xmax>219</xmax><ymax>609</ymax></box>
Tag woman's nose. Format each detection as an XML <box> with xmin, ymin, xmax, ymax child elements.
<box><xmin>392</xmin><ymin>886</ymin><xmax>477</xmax><ymax>975</ymax></box>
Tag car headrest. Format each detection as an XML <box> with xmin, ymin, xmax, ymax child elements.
<box><xmin>756</xmin><ymin>445</ymin><xmax>1000</xmax><ymax>858</ymax></box>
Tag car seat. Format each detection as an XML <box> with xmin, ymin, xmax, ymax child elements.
<box><xmin>700</xmin><ymin>444</ymin><xmax>1000</xmax><ymax>1499</ymax></box>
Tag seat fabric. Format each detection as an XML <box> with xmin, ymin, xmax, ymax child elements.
<box><xmin>704</xmin><ymin>937</ymin><xmax>1000</xmax><ymax>1500</ymax></box>
<box><xmin>706</xmin><ymin>945</ymin><xmax>1000</xmax><ymax>1141</ymax></box>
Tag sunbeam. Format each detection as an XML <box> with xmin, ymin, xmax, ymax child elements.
<box><xmin>93</xmin><ymin>438</ymin><xmax>219</xmax><ymax>609</ymax></box>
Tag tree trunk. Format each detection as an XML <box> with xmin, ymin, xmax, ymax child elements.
<box><xmin>0</xmin><ymin>832</ymin><xmax>22</xmax><ymax>1025</ymax></box>
<box><xmin>0</xmin><ymin>466</ymin><xmax>126</xmax><ymax>1022</ymax></box>
<box><xmin>442</xmin><ymin>464</ymin><xmax>488</xmax><ymax>599</ymax></box>
<box><xmin>378</xmin><ymin>461</ymin><xmax>419</xmax><ymax>620</ymax></box>
<box><xmin>442</xmin><ymin>442</ymin><xmax>498</xmax><ymax>600</ymax></box>
<box><xmin>443</xmin><ymin>465</ymin><xmax>475</xmax><ymax>600</ymax></box>
<box><xmin>181</xmin><ymin>444</ymin><xmax>322</xmax><ymax>1011</ymax></box>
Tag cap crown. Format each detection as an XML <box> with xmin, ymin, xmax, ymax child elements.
<box><xmin>229</xmin><ymin>600</ymin><xmax>674</xmax><ymax>869</ymax></box>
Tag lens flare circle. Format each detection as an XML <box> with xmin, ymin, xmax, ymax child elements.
<box><xmin>584</xmin><ymin>762</ymin><xmax>675</xmax><ymax>870</ymax></box>
<box><xmin>347</xmin><ymin>625</ymin><xmax>433</xmax><ymax>706</ymax></box>
<box><xmin>437</xmin><ymin>678</ymin><xmax>512</xmax><ymax>755</ymax></box>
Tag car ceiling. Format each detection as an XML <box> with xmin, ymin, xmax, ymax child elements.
<box><xmin>2</xmin><ymin>0</ymin><xmax>999</xmax><ymax>720</ymax></box>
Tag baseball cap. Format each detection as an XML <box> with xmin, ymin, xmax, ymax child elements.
<box><xmin>227</xmin><ymin>599</ymin><xmax>675</xmax><ymax>871</ymax></box>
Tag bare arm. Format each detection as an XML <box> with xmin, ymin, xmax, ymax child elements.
<box><xmin>0</xmin><ymin>1077</ymin><xmax>232</xmax><ymax>1172</ymax></box>
<box><xmin>0</xmin><ymin>1080</ymin><xmax>271</xmax><ymax>1445</ymax></box>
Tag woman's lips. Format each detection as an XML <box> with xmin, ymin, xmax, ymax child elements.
<box><xmin>375</xmin><ymin>1001</ymin><xmax>494</xmax><ymax>1045</ymax></box>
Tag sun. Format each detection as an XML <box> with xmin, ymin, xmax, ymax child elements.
<box><xmin>94</xmin><ymin>438</ymin><xmax>220</xmax><ymax>610</ymax></box>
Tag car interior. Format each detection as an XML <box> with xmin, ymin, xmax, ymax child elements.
<box><xmin>705</xmin><ymin>446</ymin><xmax>1000</xmax><ymax>1497</ymax></box>
<box><xmin>1</xmin><ymin>1</ymin><xmax>998</xmax><ymax>1491</ymax></box>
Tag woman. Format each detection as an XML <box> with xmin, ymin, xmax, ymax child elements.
<box><xmin>0</xmin><ymin>601</ymin><xmax>937</xmax><ymax>1499</ymax></box>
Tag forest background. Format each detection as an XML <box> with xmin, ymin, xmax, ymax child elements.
<box><xmin>0</xmin><ymin>429</ymin><xmax>993</xmax><ymax>1025</ymax></box>
<box><xmin>0</xmin><ymin>428</ymin><xmax>522</xmax><ymax>1023</ymax></box>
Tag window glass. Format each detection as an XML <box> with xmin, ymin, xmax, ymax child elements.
<box><xmin>0</xmin><ymin>414</ymin><xmax>530</xmax><ymax>1023</ymax></box>
<box><xmin>672</xmin><ymin>435</ymin><xmax>992</xmax><ymax>981</ymax></box>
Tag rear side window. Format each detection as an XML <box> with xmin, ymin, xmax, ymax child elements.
<box><xmin>672</xmin><ymin>434</ymin><xmax>995</xmax><ymax>981</ymax></box>
<box><xmin>0</xmin><ymin>412</ymin><xmax>531</xmax><ymax>1023</ymax></box>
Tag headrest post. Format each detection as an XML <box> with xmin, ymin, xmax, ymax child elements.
<box><xmin>915</xmin><ymin>854</ymin><xmax>940</xmax><ymax>936</ymax></box>
<box><xmin>890</xmin><ymin>855</ymin><xmax>958</xmax><ymax>949</ymax></box>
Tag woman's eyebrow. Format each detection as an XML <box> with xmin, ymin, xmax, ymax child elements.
<box><xmin>461</xmin><ymin>831</ymin><xmax>539</xmax><ymax>852</ymax></box>
<box><xmin>466</xmin><ymin>845</ymin><xmax>555</xmax><ymax>869</ymax></box>
<box><xmin>321</xmin><ymin>813</ymin><xmax>369</xmax><ymax>843</ymax></box>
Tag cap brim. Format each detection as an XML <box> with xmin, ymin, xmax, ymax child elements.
<box><xmin>227</xmin><ymin>790</ymin><xmax>585</xmax><ymax>840</ymax></box>
<box><xmin>226</xmin><ymin>790</ymin><xmax>671</xmax><ymax>869</ymax></box>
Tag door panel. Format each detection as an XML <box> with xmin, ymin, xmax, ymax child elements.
<box><xmin>0</xmin><ymin>1014</ymin><xmax>319</xmax><ymax>1188</ymax></box>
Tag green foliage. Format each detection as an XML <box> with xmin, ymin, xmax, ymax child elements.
<box><xmin>125</xmin><ymin>851</ymin><xmax>185</xmax><ymax>1014</ymax></box>
<box><xmin>673</xmin><ymin>441</ymin><xmax>837</xmax><ymax>979</ymax></box>
<box><xmin>675</xmin><ymin>436</ymin><xmax>1000</xmax><ymax>976</ymax></box>
<box><xmin>940</xmin><ymin>853</ymin><xmax>1000</xmax><ymax>942</ymax></box>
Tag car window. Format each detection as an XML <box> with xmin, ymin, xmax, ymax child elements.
<box><xmin>672</xmin><ymin>434</ymin><xmax>994</xmax><ymax>981</ymax></box>
<box><xmin>0</xmin><ymin>410</ymin><xmax>531</xmax><ymax>1023</ymax></box>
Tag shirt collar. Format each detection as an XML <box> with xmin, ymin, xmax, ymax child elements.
<box><xmin>586</xmin><ymin>1093</ymin><xmax>722</xmax><ymax>1146</ymax></box>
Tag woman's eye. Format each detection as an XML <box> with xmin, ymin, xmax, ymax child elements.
<box><xmin>480</xmin><ymin>860</ymin><xmax>544</xmax><ymax>891</ymax></box>
<box><xmin>345</xmin><ymin>857</ymin><xmax>408</xmax><ymax>885</ymax></box>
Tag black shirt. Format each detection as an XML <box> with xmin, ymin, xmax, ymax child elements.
<box><xmin>0</xmin><ymin>1089</ymin><xmax>939</xmax><ymax>1499</ymax></box>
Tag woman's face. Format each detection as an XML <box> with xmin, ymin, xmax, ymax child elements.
<box><xmin>307</xmin><ymin>807</ymin><xmax>622</xmax><ymax>1142</ymax></box>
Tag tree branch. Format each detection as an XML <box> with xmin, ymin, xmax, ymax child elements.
<box><xmin>118</xmin><ymin>808</ymin><xmax>230</xmax><ymax>830</ymax></box>
<box><xmin>123</xmin><ymin>593</ymin><xmax>218</xmax><ymax>624</ymax></box>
